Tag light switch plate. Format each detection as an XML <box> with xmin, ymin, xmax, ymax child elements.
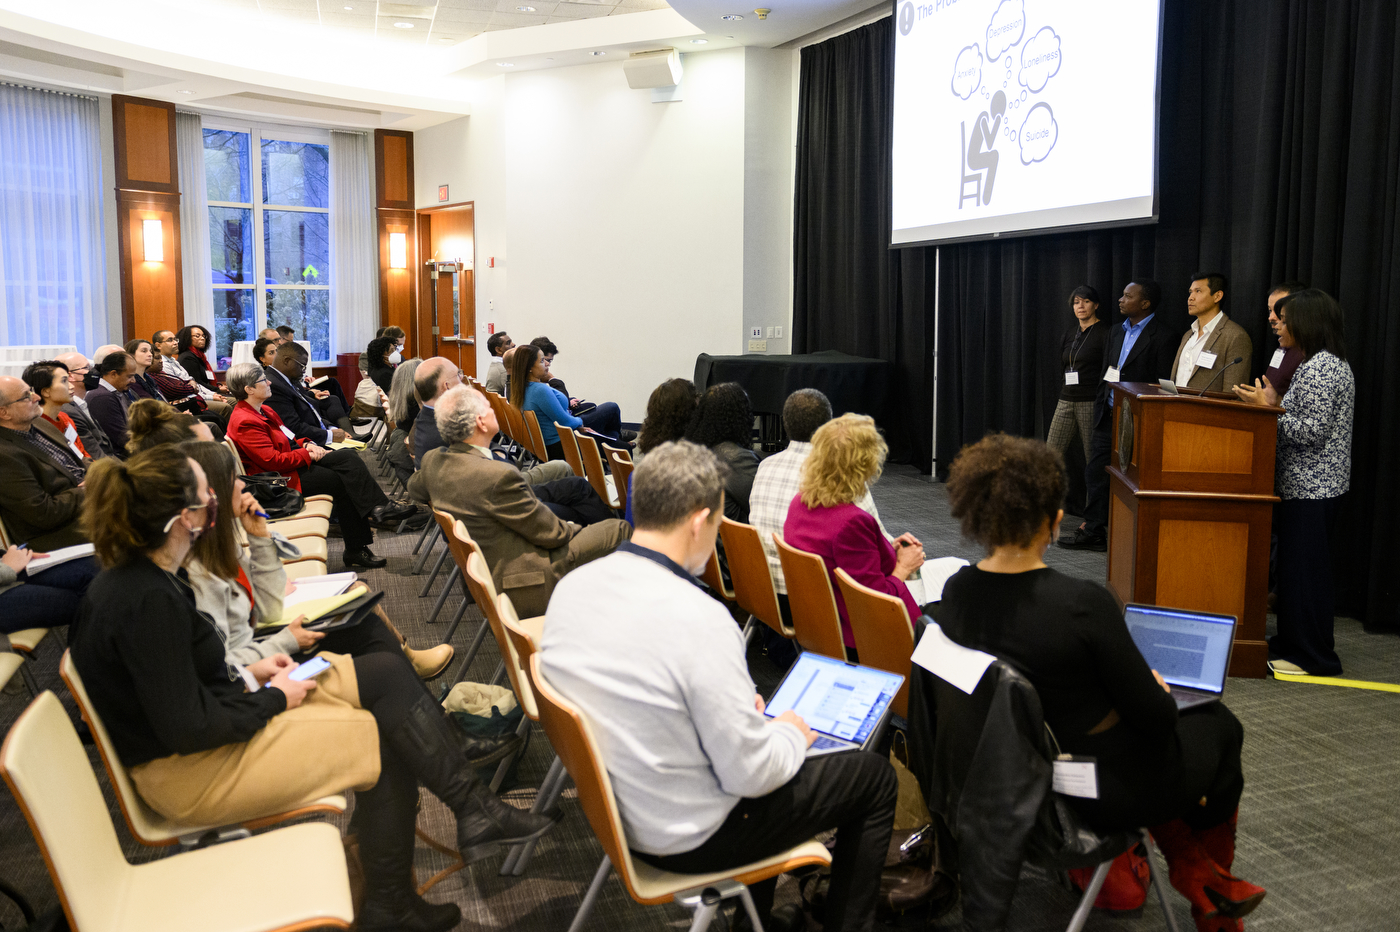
<box><xmin>774</xmin><ymin>326</ymin><xmax>783</xmax><ymax>339</ymax></box>
<box><xmin>748</xmin><ymin>339</ymin><xmax>768</xmax><ymax>352</ymax></box>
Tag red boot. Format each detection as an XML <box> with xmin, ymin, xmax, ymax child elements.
<box><xmin>1067</xmin><ymin>847</ymin><xmax>1150</xmax><ymax>912</ymax></box>
<box><xmin>1195</xmin><ymin>808</ymin><xmax>1239</xmax><ymax>871</ymax></box>
<box><xmin>1149</xmin><ymin>819</ymin><xmax>1266</xmax><ymax>932</ymax></box>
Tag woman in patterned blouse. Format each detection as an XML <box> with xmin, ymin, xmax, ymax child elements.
<box><xmin>1234</xmin><ymin>289</ymin><xmax>1352</xmax><ymax>676</ymax></box>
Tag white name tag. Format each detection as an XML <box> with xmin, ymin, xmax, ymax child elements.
<box><xmin>1197</xmin><ymin>351</ymin><xmax>1218</xmax><ymax>368</ymax></box>
<box><xmin>1105</xmin><ymin>367</ymin><xmax>1121</xmax><ymax>383</ymax></box>
<box><xmin>280</xmin><ymin>425</ymin><xmax>296</xmax><ymax>440</ymax></box>
<box><xmin>206</xmin><ymin>369</ymin><xmax>215</xmax><ymax>380</ymax></box>
<box><xmin>64</xmin><ymin>423</ymin><xmax>78</xmax><ymax>442</ymax></box>
<box><xmin>1270</xmin><ymin>348</ymin><xmax>1286</xmax><ymax>369</ymax></box>
<box><xmin>1052</xmin><ymin>757</ymin><xmax>1099</xmax><ymax>799</ymax></box>
<box><xmin>1064</xmin><ymin>370</ymin><xmax>1079</xmax><ymax>386</ymax></box>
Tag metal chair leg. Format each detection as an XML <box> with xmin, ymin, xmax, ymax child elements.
<box><xmin>566</xmin><ymin>856</ymin><xmax>613</xmax><ymax>932</ymax></box>
<box><xmin>411</xmin><ymin>518</ymin><xmax>437</xmax><ymax>556</ymax></box>
<box><xmin>685</xmin><ymin>902</ymin><xmax>718</xmax><ymax>932</ymax></box>
<box><xmin>445</xmin><ymin>617</ymin><xmax>493</xmax><ymax>683</ymax></box>
<box><xmin>736</xmin><ymin>887</ymin><xmax>765</xmax><ymax>932</ymax></box>
<box><xmin>1141</xmin><ymin>829</ymin><xmax>1183</xmax><ymax>932</ymax></box>
<box><xmin>503</xmin><ymin>754</ymin><xmax>565</xmax><ymax>875</ymax></box>
<box><xmin>411</xmin><ymin>525</ymin><xmax>442</xmax><ymax>574</ymax></box>
<box><xmin>1064</xmin><ymin>857</ymin><xmax>1112</xmax><ymax>932</ymax></box>
<box><xmin>424</xmin><ymin>566</ymin><xmax>462</xmax><ymax>625</ymax></box>
<box><xmin>18</xmin><ymin>659</ymin><xmax>39</xmax><ymax>697</ymax></box>
<box><xmin>418</xmin><ymin>547</ymin><xmax>451</xmax><ymax>597</ymax></box>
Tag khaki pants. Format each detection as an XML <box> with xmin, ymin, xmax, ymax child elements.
<box><xmin>130</xmin><ymin>652</ymin><xmax>380</xmax><ymax>826</ymax></box>
<box><xmin>204</xmin><ymin>398</ymin><xmax>233</xmax><ymax>420</ymax></box>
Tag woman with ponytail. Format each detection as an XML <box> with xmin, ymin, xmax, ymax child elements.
<box><xmin>125</xmin><ymin>399</ymin><xmax>213</xmax><ymax>455</ymax></box>
<box><xmin>70</xmin><ymin>446</ymin><xmax>557</xmax><ymax>932</ymax></box>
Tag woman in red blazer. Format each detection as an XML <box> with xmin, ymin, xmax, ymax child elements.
<box><xmin>225</xmin><ymin>363</ymin><xmax>385</xmax><ymax>568</ymax></box>
<box><xmin>782</xmin><ymin>413</ymin><xmax>925</xmax><ymax>653</ymax></box>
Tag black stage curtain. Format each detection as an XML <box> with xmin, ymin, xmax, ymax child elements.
<box><xmin>792</xmin><ymin>3</ymin><xmax>1400</xmax><ymax>630</ymax></box>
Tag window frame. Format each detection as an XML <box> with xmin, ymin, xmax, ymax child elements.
<box><xmin>202</xmin><ymin>119</ymin><xmax>333</xmax><ymax>364</ymax></box>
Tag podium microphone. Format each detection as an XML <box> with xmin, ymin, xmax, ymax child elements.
<box><xmin>1200</xmin><ymin>357</ymin><xmax>1244</xmax><ymax>396</ymax></box>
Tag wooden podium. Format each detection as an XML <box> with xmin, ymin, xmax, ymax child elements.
<box><xmin>1105</xmin><ymin>383</ymin><xmax>1282</xmax><ymax>678</ymax></box>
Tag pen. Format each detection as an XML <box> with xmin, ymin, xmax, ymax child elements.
<box><xmin>252</xmin><ymin>507</ymin><xmax>270</xmax><ymax>520</ymax></box>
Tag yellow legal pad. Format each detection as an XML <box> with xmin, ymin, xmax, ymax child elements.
<box><xmin>328</xmin><ymin>439</ymin><xmax>367</xmax><ymax>450</ymax></box>
<box><xmin>256</xmin><ymin>590</ymin><xmax>362</xmax><ymax>628</ymax></box>
<box><xmin>1272</xmin><ymin>672</ymin><xmax>1400</xmax><ymax>694</ymax></box>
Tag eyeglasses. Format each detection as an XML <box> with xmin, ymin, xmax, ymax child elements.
<box><xmin>0</xmin><ymin>393</ymin><xmax>32</xmax><ymax>407</ymax></box>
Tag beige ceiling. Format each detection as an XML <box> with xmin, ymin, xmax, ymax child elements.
<box><xmin>235</xmin><ymin>0</ymin><xmax>672</xmax><ymax>45</ymax></box>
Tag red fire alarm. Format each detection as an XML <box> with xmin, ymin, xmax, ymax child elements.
<box><xmin>488</xmin><ymin>257</ymin><xmax>495</xmax><ymax>268</ymax></box>
<box><xmin>438</xmin><ymin>185</ymin><xmax>448</xmax><ymax>202</ymax></box>
<box><xmin>487</xmin><ymin>323</ymin><xmax>495</xmax><ymax>334</ymax></box>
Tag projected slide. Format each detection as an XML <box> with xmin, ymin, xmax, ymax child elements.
<box><xmin>892</xmin><ymin>0</ymin><xmax>1162</xmax><ymax>246</ymax></box>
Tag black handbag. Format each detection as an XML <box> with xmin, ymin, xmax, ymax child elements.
<box><xmin>239</xmin><ymin>472</ymin><xmax>305</xmax><ymax>520</ymax></box>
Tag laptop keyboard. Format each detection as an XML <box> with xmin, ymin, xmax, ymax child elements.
<box><xmin>811</xmin><ymin>736</ymin><xmax>844</xmax><ymax>751</ymax></box>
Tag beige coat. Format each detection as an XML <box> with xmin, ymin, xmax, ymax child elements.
<box><xmin>1171</xmin><ymin>313</ymin><xmax>1254</xmax><ymax>391</ymax></box>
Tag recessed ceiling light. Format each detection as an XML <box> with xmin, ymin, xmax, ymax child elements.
<box><xmin>691</xmin><ymin>38</ymin><xmax>708</xmax><ymax>44</ymax></box>
<box><xmin>497</xmin><ymin>62</ymin><xmax>514</xmax><ymax>67</ymax></box>
<box><xmin>439</xmin><ymin>36</ymin><xmax>454</xmax><ymax>42</ymax></box>
<box><xmin>721</xmin><ymin>13</ymin><xmax>743</xmax><ymax>20</ymax></box>
<box><xmin>516</xmin><ymin>4</ymin><xmax>536</xmax><ymax>10</ymax></box>
<box><xmin>590</xmin><ymin>50</ymin><xmax>606</xmax><ymax>56</ymax></box>
<box><xmin>393</xmin><ymin>20</ymin><xmax>414</xmax><ymax>28</ymax></box>
<box><xmin>176</xmin><ymin>89</ymin><xmax>194</xmax><ymax>94</ymax></box>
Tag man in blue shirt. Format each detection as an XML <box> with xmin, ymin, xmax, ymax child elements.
<box><xmin>1061</xmin><ymin>280</ymin><xmax>1177</xmax><ymax>550</ymax></box>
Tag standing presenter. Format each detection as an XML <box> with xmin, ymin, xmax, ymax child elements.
<box><xmin>1046</xmin><ymin>285</ymin><xmax>1108</xmax><ymax>467</ymax></box>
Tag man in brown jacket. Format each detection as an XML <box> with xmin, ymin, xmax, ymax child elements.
<box><xmin>0</xmin><ymin>376</ymin><xmax>88</xmax><ymax>549</ymax></box>
<box><xmin>408</xmin><ymin>384</ymin><xmax>629</xmax><ymax>617</ymax></box>
<box><xmin>1171</xmin><ymin>272</ymin><xmax>1254</xmax><ymax>392</ymax></box>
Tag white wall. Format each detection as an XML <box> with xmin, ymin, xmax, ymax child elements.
<box><xmin>414</xmin><ymin>46</ymin><xmax>797</xmax><ymax>421</ymax></box>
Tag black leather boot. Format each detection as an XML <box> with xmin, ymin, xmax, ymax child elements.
<box><xmin>354</xmin><ymin>749</ymin><xmax>462</xmax><ymax>932</ymax></box>
<box><xmin>390</xmin><ymin>695</ymin><xmax>558</xmax><ymax>863</ymax></box>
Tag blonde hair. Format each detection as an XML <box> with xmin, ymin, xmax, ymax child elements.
<box><xmin>799</xmin><ymin>413</ymin><xmax>886</xmax><ymax>508</ymax></box>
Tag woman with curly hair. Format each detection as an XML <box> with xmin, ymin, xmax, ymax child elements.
<box><xmin>937</xmin><ymin>433</ymin><xmax>1263</xmax><ymax>932</ymax></box>
<box><xmin>782</xmin><ymin>413</ymin><xmax>923</xmax><ymax>653</ymax></box>
<box><xmin>634</xmin><ymin>378</ymin><xmax>699</xmax><ymax>466</ymax></box>
<box><xmin>685</xmin><ymin>382</ymin><xmax>760</xmax><ymax>521</ymax></box>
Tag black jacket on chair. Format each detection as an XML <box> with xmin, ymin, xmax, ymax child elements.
<box><xmin>265</xmin><ymin>367</ymin><xmax>333</xmax><ymax>445</ymax></box>
<box><xmin>1091</xmin><ymin>316</ymin><xmax>1179</xmax><ymax>429</ymax></box>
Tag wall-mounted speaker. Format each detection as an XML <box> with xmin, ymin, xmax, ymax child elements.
<box><xmin>623</xmin><ymin>49</ymin><xmax>683</xmax><ymax>89</ymax></box>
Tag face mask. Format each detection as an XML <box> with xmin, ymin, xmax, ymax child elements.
<box><xmin>389</xmin><ymin>350</ymin><xmax>403</xmax><ymax>365</ymax></box>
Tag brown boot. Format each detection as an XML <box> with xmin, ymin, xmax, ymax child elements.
<box><xmin>1150</xmin><ymin>819</ymin><xmax>1266</xmax><ymax>931</ymax></box>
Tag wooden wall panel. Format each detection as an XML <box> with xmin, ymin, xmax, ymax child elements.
<box><xmin>116</xmin><ymin>193</ymin><xmax>184</xmax><ymax>343</ymax></box>
<box><xmin>112</xmin><ymin>95</ymin><xmax>178</xmax><ymax>194</ymax></box>
<box><xmin>374</xmin><ymin>130</ymin><xmax>414</xmax><ymax>210</ymax></box>
<box><xmin>378</xmin><ymin>210</ymin><xmax>416</xmax><ymax>345</ymax></box>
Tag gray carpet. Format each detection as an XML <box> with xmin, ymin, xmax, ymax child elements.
<box><xmin>0</xmin><ymin>457</ymin><xmax>1395</xmax><ymax>931</ymax></box>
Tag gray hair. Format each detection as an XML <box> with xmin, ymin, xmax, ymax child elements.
<box><xmin>225</xmin><ymin>362</ymin><xmax>266</xmax><ymax>401</ymax></box>
<box><xmin>388</xmin><ymin>357</ymin><xmax>422</xmax><ymax>423</ymax></box>
<box><xmin>631</xmin><ymin>440</ymin><xmax>728</xmax><ymax>531</ymax></box>
<box><xmin>435</xmin><ymin>384</ymin><xmax>491</xmax><ymax>445</ymax></box>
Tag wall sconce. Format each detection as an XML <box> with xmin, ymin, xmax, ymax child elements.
<box><xmin>389</xmin><ymin>232</ymin><xmax>407</xmax><ymax>269</ymax></box>
<box><xmin>142</xmin><ymin>219</ymin><xmax>164</xmax><ymax>262</ymax></box>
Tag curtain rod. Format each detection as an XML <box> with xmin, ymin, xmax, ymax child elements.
<box><xmin>0</xmin><ymin>80</ymin><xmax>98</xmax><ymax>101</ymax></box>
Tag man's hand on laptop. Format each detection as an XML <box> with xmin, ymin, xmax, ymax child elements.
<box><xmin>775</xmin><ymin>710</ymin><xmax>817</xmax><ymax>747</ymax></box>
<box><xmin>1152</xmin><ymin>670</ymin><xmax>1171</xmax><ymax>694</ymax></box>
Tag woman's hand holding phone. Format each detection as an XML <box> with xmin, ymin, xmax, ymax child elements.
<box><xmin>267</xmin><ymin>657</ymin><xmax>318</xmax><ymax>709</ymax></box>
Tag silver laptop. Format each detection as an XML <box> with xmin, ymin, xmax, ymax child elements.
<box><xmin>763</xmin><ymin>653</ymin><xmax>904</xmax><ymax>757</ymax></box>
<box><xmin>1124</xmin><ymin>604</ymin><xmax>1237</xmax><ymax>710</ymax></box>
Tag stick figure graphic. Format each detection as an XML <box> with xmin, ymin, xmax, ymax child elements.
<box><xmin>965</xmin><ymin>90</ymin><xmax>1006</xmax><ymax>205</ymax></box>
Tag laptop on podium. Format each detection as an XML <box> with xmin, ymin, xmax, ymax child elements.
<box><xmin>1123</xmin><ymin>604</ymin><xmax>1237</xmax><ymax>710</ymax></box>
<box><xmin>763</xmin><ymin>653</ymin><xmax>904</xmax><ymax>757</ymax></box>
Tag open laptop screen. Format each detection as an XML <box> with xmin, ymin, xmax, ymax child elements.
<box><xmin>1124</xmin><ymin>604</ymin><xmax>1236</xmax><ymax>694</ymax></box>
<box><xmin>764</xmin><ymin>653</ymin><xmax>903</xmax><ymax>744</ymax></box>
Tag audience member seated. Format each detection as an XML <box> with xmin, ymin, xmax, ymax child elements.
<box><xmin>511</xmin><ymin>344</ymin><xmax>623</xmax><ymax>459</ymax></box>
<box><xmin>408</xmin><ymin>385</ymin><xmax>629</xmax><ymax>617</ymax></box>
<box><xmin>153</xmin><ymin>330</ymin><xmax>233</xmax><ymax>418</ymax></box>
<box><xmin>181</xmin><ymin>441</ymin><xmax>455</xmax><ymax>682</ymax></box>
<box><xmin>68</xmin><ymin>446</ymin><xmax>556</xmax><ymax>932</ymax></box>
<box><xmin>685</xmin><ymin>382</ymin><xmax>760</xmax><ymax>522</ymax></box>
<box><xmin>0</xmin><ymin>375</ymin><xmax>87</xmax><ymax>549</ymax></box>
<box><xmin>484</xmin><ymin>331</ymin><xmax>514</xmax><ymax>394</ymax></box>
<box><xmin>22</xmin><ymin>360</ymin><xmax>92</xmax><ymax>463</ymax></box>
<box><xmin>86</xmin><ymin>351</ymin><xmax>137</xmax><ymax>456</ymax></box>
<box><xmin>938</xmin><ymin>434</ymin><xmax>1263</xmax><ymax>932</ymax></box>
<box><xmin>0</xmin><ymin>540</ymin><xmax>100</xmax><ymax>635</ymax></box>
<box><xmin>55</xmin><ymin>352</ymin><xmax>115</xmax><ymax>459</ymax></box>
<box><xmin>275</xmin><ymin>324</ymin><xmax>296</xmax><ymax>343</ymax></box>
<box><xmin>254</xmin><ymin>336</ymin><xmax>278</xmax><ymax>367</ymax></box>
<box><xmin>123</xmin><ymin>339</ymin><xmax>167</xmax><ymax>403</ymax></box>
<box><xmin>632</xmin><ymin>378</ymin><xmax>698</xmax><ymax>467</ymax></box>
<box><xmin>783</xmin><ymin>414</ymin><xmax>924</xmax><ymax>657</ymax></box>
<box><xmin>175</xmin><ymin>324</ymin><xmax>221</xmax><ymax>394</ymax></box>
<box><xmin>385</xmin><ymin>357</ymin><xmax>421</xmax><ymax>488</ymax></box>
<box><xmin>527</xmin><ymin>336</ymin><xmax>570</xmax><ymax>398</ymax></box>
<box><xmin>379</xmin><ymin>326</ymin><xmax>406</xmax><ymax>364</ymax></box>
<box><xmin>541</xmin><ymin>440</ymin><xmax>897</xmax><ymax>932</ymax></box>
<box><xmin>366</xmin><ymin>336</ymin><xmax>397</xmax><ymax>396</ymax></box>
<box><xmin>264</xmin><ymin>342</ymin><xmax>364</xmax><ymax>444</ymax></box>
<box><xmin>225</xmin><ymin>363</ymin><xmax>409</xmax><ymax>570</ymax></box>
<box><xmin>126</xmin><ymin>399</ymin><xmax>215</xmax><ymax>454</ymax></box>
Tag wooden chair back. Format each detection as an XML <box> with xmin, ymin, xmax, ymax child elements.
<box><xmin>719</xmin><ymin>519</ymin><xmax>792</xmax><ymax>638</ymax></box>
<box><xmin>601</xmin><ymin>445</ymin><xmax>633</xmax><ymax>513</ymax></box>
<box><xmin>522</xmin><ymin>409</ymin><xmax>549</xmax><ymax>462</ymax></box>
<box><xmin>772</xmin><ymin>533</ymin><xmax>847</xmax><ymax>660</ymax></box>
<box><xmin>698</xmin><ymin>546</ymin><xmax>735</xmax><ymax>603</ymax></box>
<box><xmin>554</xmin><ymin>424</ymin><xmax>586</xmax><ymax>478</ymax></box>
<box><xmin>833</xmin><ymin>569</ymin><xmax>915</xmax><ymax>718</ymax></box>
<box><xmin>495</xmin><ymin>593</ymin><xmax>542</xmax><ymax>722</ymax></box>
<box><xmin>574</xmin><ymin>433</ymin><xmax>618</xmax><ymax>510</ymax></box>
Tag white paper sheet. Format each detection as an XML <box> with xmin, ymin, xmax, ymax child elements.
<box><xmin>920</xmin><ymin>556</ymin><xmax>970</xmax><ymax>603</ymax></box>
<box><xmin>23</xmin><ymin>543</ymin><xmax>96</xmax><ymax>576</ymax></box>
<box><xmin>911</xmin><ymin>621</ymin><xmax>996</xmax><ymax>695</ymax></box>
<box><xmin>282</xmin><ymin>572</ymin><xmax>358</xmax><ymax>611</ymax></box>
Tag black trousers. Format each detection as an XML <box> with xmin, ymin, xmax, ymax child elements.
<box><xmin>300</xmin><ymin>451</ymin><xmax>386</xmax><ymax>550</ymax></box>
<box><xmin>634</xmin><ymin>751</ymin><xmax>897</xmax><ymax>932</ymax></box>
<box><xmin>1082</xmin><ymin>418</ymin><xmax>1113</xmax><ymax>536</ymax></box>
<box><xmin>294</xmin><ymin>615</ymin><xmax>402</xmax><ymax>665</ymax></box>
<box><xmin>535</xmin><ymin>475</ymin><xmax>613</xmax><ymax>525</ymax></box>
<box><xmin>1270</xmin><ymin>496</ymin><xmax>1343</xmax><ymax>675</ymax></box>
<box><xmin>316</xmin><ymin>394</ymin><xmax>349</xmax><ymax>426</ymax></box>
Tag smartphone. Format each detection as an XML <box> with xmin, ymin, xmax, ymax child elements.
<box><xmin>289</xmin><ymin>655</ymin><xmax>332</xmax><ymax>681</ymax></box>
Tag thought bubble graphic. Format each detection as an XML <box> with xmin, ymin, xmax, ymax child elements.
<box><xmin>1018</xmin><ymin>26</ymin><xmax>1062</xmax><ymax>93</ymax></box>
<box><xmin>951</xmin><ymin>44</ymin><xmax>983</xmax><ymax>100</ymax></box>
<box><xmin>986</xmin><ymin>0</ymin><xmax>1025</xmax><ymax>62</ymax></box>
<box><xmin>1019</xmin><ymin>102</ymin><xmax>1057</xmax><ymax>164</ymax></box>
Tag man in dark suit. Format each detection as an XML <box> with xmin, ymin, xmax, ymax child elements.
<box><xmin>407</xmin><ymin>385</ymin><xmax>629</xmax><ymax>617</ymax></box>
<box><xmin>265</xmin><ymin>342</ymin><xmax>351</xmax><ymax>446</ymax></box>
<box><xmin>86</xmin><ymin>352</ymin><xmax>136</xmax><ymax>457</ymax></box>
<box><xmin>0</xmin><ymin>376</ymin><xmax>88</xmax><ymax>549</ymax></box>
<box><xmin>1062</xmin><ymin>280</ymin><xmax>1178</xmax><ymax>550</ymax></box>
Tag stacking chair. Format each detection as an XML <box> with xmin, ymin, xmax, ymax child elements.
<box><xmin>419</xmin><ymin>508</ymin><xmax>467</xmax><ymax>627</ymax></box>
<box><xmin>574</xmin><ymin>433</ymin><xmax>620</xmax><ymax>512</ymax></box>
<box><xmin>59</xmin><ymin>652</ymin><xmax>346</xmax><ymax>848</ymax></box>
<box><xmin>1</xmin><ymin>691</ymin><xmax>354</xmax><ymax>932</ymax></box>
<box><xmin>601</xmin><ymin>445</ymin><xmax>633</xmax><ymax>514</ymax></box>
<box><xmin>772</xmin><ymin>533</ymin><xmax>847</xmax><ymax>660</ymax></box>
<box><xmin>522</xmin><ymin>409</ymin><xmax>550</xmax><ymax>462</ymax></box>
<box><xmin>698</xmin><ymin>547</ymin><xmax>736</xmax><ymax>607</ymax></box>
<box><xmin>554</xmin><ymin>423</ymin><xmax>586</xmax><ymax>478</ymax></box>
<box><xmin>719</xmin><ymin>518</ymin><xmax>795</xmax><ymax>645</ymax></box>
<box><xmin>503</xmin><ymin>400</ymin><xmax>528</xmax><ymax>449</ymax></box>
<box><xmin>221</xmin><ymin>436</ymin><xmax>334</xmax><ymax>522</ymax></box>
<box><xmin>833</xmin><ymin>569</ymin><xmax>916</xmax><ymax>718</ymax></box>
<box><xmin>528</xmin><ymin>654</ymin><xmax>832</xmax><ymax>932</ymax></box>
<box><xmin>495</xmin><ymin>595</ymin><xmax>557</xmax><ymax>878</ymax></box>
<box><xmin>283</xmin><ymin>559</ymin><xmax>330</xmax><ymax>580</ymax></box>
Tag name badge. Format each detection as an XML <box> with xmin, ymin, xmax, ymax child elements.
<box><xmin>206</xmin><ymin>370</ymin><xmax>215</xmax><ymax>380</ymax></box>
<box><xmin>64</xmin><ymin>423</ymin><xmax>78</xmax><ymax>442</ymax></box>
<box><xmin>1052</xmin><ymin>756</ymin><xmax>1099</xmax><ymax>799</ymax></box>
<box><xmin>1197</xmin><ymin>351</ymin><xmax>1218</xmax><ymax>368</ymax></box>
<box><xmin>1270</xmin><ymin>348</ymin><xmax>1286</xmax><ymax>369</ymax></box>
<box><xmin>1064</xmin><ymin>370</ymin><xmax>1079</xmax><ymax>386</ymax></box>
<box><xmin>1105</xmin><ymin>366</ymin><xmax>1121</xmax><ymax>383</ymax></box>
<box><xmin>280</xmin><ymin>425</ymin><xmax>296</xmax><ymax>440</ymax></box>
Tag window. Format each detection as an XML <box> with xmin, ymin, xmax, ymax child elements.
<box><xmin>203</xmin><ymin>124</ymin><xmax>330</xmax><ymax>366</ymax></box>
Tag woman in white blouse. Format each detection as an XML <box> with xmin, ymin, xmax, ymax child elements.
<box><xmin>1234</xmin><ymin>289</ymin><xmax>1353</xmax><ymax>676</ymax></box>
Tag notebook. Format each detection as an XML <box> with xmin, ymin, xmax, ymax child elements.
<box><xmin>763</xmin><ymin>653</ymin><xmax>904</xmax><ymax>757</ymax></box>
<box><xmin>1123</xmin><ymin>604</ymin><xmax>1237</xmax><ymax>710</ymax></box>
